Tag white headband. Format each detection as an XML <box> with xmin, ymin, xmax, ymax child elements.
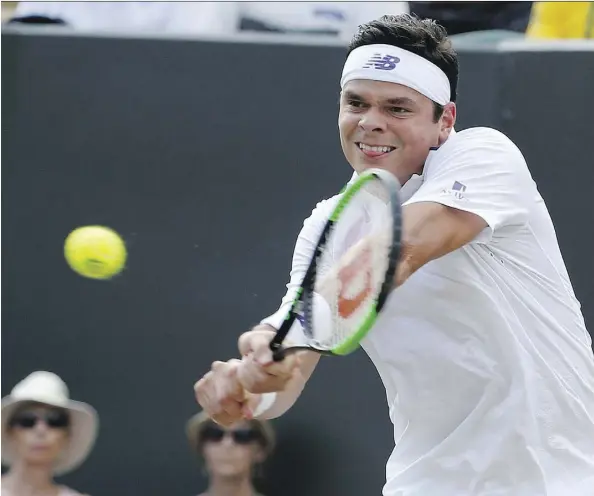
<box><xmin>340</xmin><ymin>44</ymin><xmax>451</xmax><ymax>105</ymax></box>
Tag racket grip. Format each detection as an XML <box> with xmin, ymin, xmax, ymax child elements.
<box><xmin>270</xmin><ymin>343</ymin><xmax>286</xmax><ymax>362</ymax></box>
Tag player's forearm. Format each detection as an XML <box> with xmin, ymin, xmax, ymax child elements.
<box><xmin>256</xmin><ymin>350</ymin><xmax>320</xmax><ymax>419</ymax></box>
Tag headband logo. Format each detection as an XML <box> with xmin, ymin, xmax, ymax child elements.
<box><xmin>362</xmin><ymin>54</ymin><xmax>400</xmax><ymax>71</ymax></box>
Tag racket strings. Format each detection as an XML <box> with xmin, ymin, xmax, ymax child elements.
<box><xmin>309</xmin><ymin>179</ymin><xmax>395</xmax><ymax>350</ymax></box>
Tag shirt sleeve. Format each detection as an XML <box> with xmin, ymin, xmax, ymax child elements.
<box><xmin>404</xmin><ymin>127</ymin><xmax>535</xmax><ymax>244</ymax></box>
<box><xmin>259</xmin><ymin>196</ymin><xmax>340</xmax><ymax>344</ymax></box>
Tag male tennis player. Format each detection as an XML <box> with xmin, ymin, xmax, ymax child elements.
<box><xmin>195</xmin><ymin>14</ymin><xmax>594</xmax><ymax>495</ymax></box>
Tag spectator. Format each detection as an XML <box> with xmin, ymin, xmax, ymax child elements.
<box><xmin>186</xmin><ymin>411</ymin><xmax>275</xmax><ymax>496</ymax></box>
<box><xmin>7</xmin><ymin>1</ymin><xmax>239</xmax><ymax>32</ymax></box>
<box><xmin>1</xmin><ymin>1</ymin><xmax>18</xmax><ymax>22</ymax></box>
<box><xmin>1</xmin><ymin>371</ymin><xmax>99</xmax><ymax>496</ymax></box>
<box><xmin>238</xmin><ymin>2</ymin><xmax>408</xmax><ymax>40</ymax></box>
<box><xmin>8</xmin><ymin>1</ymin><xmax>408</xmax><ymax>41</ymax></box>
<box><xmin>408</xmin><ymin>2</ymin><xmax>533</xmax><ymax>35</ymax></box>
<box><xmin>526</xmin><ymin>2</ymin><xmax>594</xmax><ymax>39</ymax></box>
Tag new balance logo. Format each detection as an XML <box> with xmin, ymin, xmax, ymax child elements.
<box><xmin>363</xmin><ymin>54</ymin><xmax>400</xmax><ymax>71</ymax></box>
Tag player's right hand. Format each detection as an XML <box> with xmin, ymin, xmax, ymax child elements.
<box><xmin>237</xmin><ymin>326</ymin><xmax>301</xmax><ymax>394</ymax></box>
<box><xmin>194</xmin><ymin>359</ymin><xmax>261</xmax><ymax>427</ymax></box>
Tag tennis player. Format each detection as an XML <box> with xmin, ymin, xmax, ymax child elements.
<box><xmin>195</xmin><ymin>14</ymin><xmax>594</xmax><ymax>495</ymax></box>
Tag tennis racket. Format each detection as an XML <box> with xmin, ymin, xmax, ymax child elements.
<box><xmin>269</xmin><ymin>168</ymin><xmax>402</xmax><ymax>361</ymax></box>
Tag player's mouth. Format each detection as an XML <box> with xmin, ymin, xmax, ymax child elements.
<box><xmin>356</xmin><ymin>142</ymin><xmax>396</xmax><ymax>158</ymax></box>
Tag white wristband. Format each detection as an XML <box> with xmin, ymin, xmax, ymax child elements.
<box><xmin>252</xmin><ymin>392</ymin><xmax>277</xmax><ymax>418</ymax></box>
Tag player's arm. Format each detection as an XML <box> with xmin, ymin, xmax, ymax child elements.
<box><xmin>393</xmin><ymin>128</ymin><xmax>533</xmax><ymax>286</ymax></box>
<box><xmin>235</xmin><ymin>197</ymin><xmax>341</xmax><ymax>418</ymax></box>
<box><xmin>395</xmin><ymin>202</ymin><xmax>487</xmax><ymax>286</ymax></box>
<box><xmin>237</xmin><ymin>325</ymin><xmax>320</xmax><ymax>419</ymax></box>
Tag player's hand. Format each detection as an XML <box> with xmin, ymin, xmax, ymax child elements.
<box><xmin>237</xmin><ymin>326</ymin><xmax>301</xmax><ymax>394</ymax></box>
<box><xmin>194</xmin><ymin>359</ymin><xmax>261</xmax><ymax>427</ymax></box>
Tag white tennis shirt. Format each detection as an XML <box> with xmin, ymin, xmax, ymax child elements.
<box><xmin>262</xmin><ymin>127</ymin><xmax>594</xmax><ymax>495</ymax></box>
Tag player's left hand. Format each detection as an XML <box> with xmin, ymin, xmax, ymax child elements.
<box><xmin>194</xmin><ymin>358</ymin><xmax>261</xmax><ymax>426</ymax></box>
<box><xmin>237</xmin><ymin>326</ymin><xmax>302</xmax><ymax>394</ymax></box>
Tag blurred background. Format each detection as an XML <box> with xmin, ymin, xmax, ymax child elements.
<box><xmin>2</xmin><ymin>2</ymin><xmax>593</xmax><ymax>495</ymax></box>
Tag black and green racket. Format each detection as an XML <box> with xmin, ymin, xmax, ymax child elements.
<box><xmin>269</xmin><ymin>168</ymin><xmax>402</xmax><ymax>360</ymax></box>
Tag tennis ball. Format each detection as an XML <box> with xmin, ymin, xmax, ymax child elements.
<box><xmin>64</xmin><ymin>226</ymin><xmax>127</xmax><ymax>280</ymax></box>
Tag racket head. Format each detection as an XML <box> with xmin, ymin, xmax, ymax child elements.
<box><xmin>271</xmin><ymin>168</ymin><xmax>402</xmax><ymax>359</ymax></box>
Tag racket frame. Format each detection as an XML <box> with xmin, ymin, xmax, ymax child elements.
<box><xmin>269</xmin><ymin>168</ymin><xmax>402</xmax><ymax>361</ymax></box>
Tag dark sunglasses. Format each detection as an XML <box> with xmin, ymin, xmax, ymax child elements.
<box><xmin>201</xmin><ymin>425</ymin><xmax>261</xmax><ymax>445</ymax></box>
<box><xmin>9</xmin><ymin>410</ymin><xmax>70</xmax><ymax>429</ymax></box>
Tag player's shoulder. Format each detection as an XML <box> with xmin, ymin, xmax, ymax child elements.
<box><xmin>430</xmin><ymin>126</ymin><xmax>527</xmax><ymax>171</ymax></box>
<box><xmin>443</xmin><ymin>127</ymin><xmax>522</xmax><ymax>154</ymax></box>
<box><xmin>423</xmin><ymin>126</ymin><xmax>533</xmax><ymax>184</ymax></box>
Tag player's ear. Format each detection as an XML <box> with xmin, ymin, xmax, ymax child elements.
<box><xmin>439</xmin><ymin>102</ymin><xmax>456</xmax><ymax>143</ymax></box>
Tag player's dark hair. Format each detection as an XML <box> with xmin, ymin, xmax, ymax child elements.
<box><xmin>348</xmin><ymin>14</ymin><xmax>459</xmax><ymax>122</ymax></box>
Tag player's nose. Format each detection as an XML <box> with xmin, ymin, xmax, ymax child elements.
<box><xmin>358</xmin><ymin>106</ymin><xmax>387</xmax><ymax>133</ymax></box>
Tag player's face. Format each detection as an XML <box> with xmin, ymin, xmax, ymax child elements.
<box><xmin>7</xmin><ymin>405</ymin><xmax>70</xmax><ymax>467</ymax></box>
<box><xmin>339</xmin><ymin>79</ymin><xmax>455</xmax><ymax>184</ymax></box>
<box><xmin>201</xmin><ymin>423</ymin><xmax>265</xmax><ymax>480</ymax></box>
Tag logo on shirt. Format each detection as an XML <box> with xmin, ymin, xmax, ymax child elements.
<box><xmin>363</xmin><ymin>54</ymin><xmax>400</xmax><ymax>71</ymax></box>
<box><xmin>441</xmin><ymin>180</ymin><xmax>467</xmax><ymax>201</ymax></box>
<box><xmin>452</xmin><ymin>181</ymin><xmax>466</xmax><ymax>199</ymax></box>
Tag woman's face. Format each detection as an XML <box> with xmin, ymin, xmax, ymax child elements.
<box><xmin>7</xmin><ymin>404</ymin><xmax>70</xmax><ymax>468</ymax></box>
<box><xmin>200</xmin><ymin>421</ymin><xmax>266</xmax><ymax>480</ymax></box>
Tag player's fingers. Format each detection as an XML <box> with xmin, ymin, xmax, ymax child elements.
<box><xmin>262</xmin><ymin>353</ymin><xmax>301</xmax><ymax>376</ymax></box>
<box><xmin>237</xmin><ymin>357</ymin><xmax>269</xmax><ymax>388</ymax></box>
<box><xmin>194</xmin><ymin>373</ymin><xmax>220</xmax><ymax>414</ymax></box>
<box><xmin>211</xmin><ymin>411</ymin><xmax>242</xmax><ymax>428</ymax></box>
<box><xmin>238</xmin><ymin>328</ymin><xmax>275</xmax><ymax>358</ymax></box>
<box><xmin>211</xmin><ymin>360</ymin><xmax>231</xmax><ymax>372</ymax></box>
<box><xmin>215</xmin><ymin>359</ymin><xmax>246</xmax><ymax>401</ymax></box>
<box><xmin>241</xmin><ymin>393</ymin><xmax>264</xmax><ymax>420</ymax></box>
<box><xmin>238</xmin><ymin>355</ymin><xmax>297</xmax><ymax>394</ymax></box>
<box><xmin>220</xmin><ymin>396</ymin><xmax>245</xmax><ymax>420</ymax></box>
<box><xmin>244</xmin><ymin>351</ymin><xmax>299</xmax><ymax>379</ymax></box>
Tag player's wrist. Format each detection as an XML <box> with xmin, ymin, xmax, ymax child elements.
<box><xmin>251</xmin><ymin>323</ymin><xmax>277</xmax><ymax>333</ymax></box>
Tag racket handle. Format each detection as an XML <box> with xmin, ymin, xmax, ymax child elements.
<box><xmin>270</xmin><ymin>342</ymin><xmax>286</xmax><ymax>362</ymax></box>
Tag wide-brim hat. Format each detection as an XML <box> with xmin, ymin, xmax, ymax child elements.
<box><xmin>2</xmin><ymin>371</ymin><xmax>99</xmax><ymax>476</ymax></box>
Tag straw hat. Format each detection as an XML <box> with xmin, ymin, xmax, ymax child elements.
<box><xmin>1</xmin><ymin>371</ymin><xmax>99</xmax><ymax>475</ymax></box>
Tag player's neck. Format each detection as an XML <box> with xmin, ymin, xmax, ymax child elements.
<box><xmin>2</xmin><ymin>462</ymin><xmax>58</xmax><ymax>495</ymax></box>
<box><xmin>205</xmin><ymin>476</ymin><xmax>257</xmax><ymax>496</ymax></box>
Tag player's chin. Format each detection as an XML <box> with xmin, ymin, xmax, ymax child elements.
<box><xmin>354</xmin><ymin>157</ymin><xmax>398</xmax><ymax>175</ymax></box>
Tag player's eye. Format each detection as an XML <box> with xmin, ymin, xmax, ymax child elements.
<box><xmin>346</xmin><ymin>99</ymin><xmax>367</xmax><ymax>110</ymax></box>
<box><xmin>388</xmin><ymin>106</ymin><xmax>411</xmax><ymax>115</ymax></box>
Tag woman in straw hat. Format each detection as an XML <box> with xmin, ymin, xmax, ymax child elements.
<box><xmin>1</xmin><ymin>371</ymin><xmax>99</xmax><ymax>496</ymax></box>
<box><xmin>186</xmin><ymin>411</ymin><xmax>275</xmax><ymax>496</ymax></box>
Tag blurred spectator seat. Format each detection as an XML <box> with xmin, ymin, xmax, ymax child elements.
<box><xmin>526</xmin><ymin>2</ymin><xmax>594</xmax><ymax>39</ymax></box>
<box><xmin>449</xmin><ymin>29</ymin><xmax>525</xmax><ymax>48</ymax></box>
<box><xmin>238</xmin><ymin>2</ymin><xmax>408</xmax><ymax>39</ymax></box>
<box><xmin>8</xmin><ymin>1</ymin><xmax>408</xmax><ymax>41</ymax></box>
<box><xmin>409</xmin><ymin>2</ymin><xmax>532</xmax><ymax>35</ymax></box>
<box><xmin>1</xmin><ymin>1</ymin><xmax>18</xmax><ymax>22</ymax></box>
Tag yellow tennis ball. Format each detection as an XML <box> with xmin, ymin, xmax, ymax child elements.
<box><xmin>64</xmin><ymin>226</ymin><xmax>127</xmax><ymax>280</ymax></box>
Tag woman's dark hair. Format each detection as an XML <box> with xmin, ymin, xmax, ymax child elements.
<box><xmin>348</xmin><ymin>14</ymin><xmax>459</xmax><ymax>121</ymax></box>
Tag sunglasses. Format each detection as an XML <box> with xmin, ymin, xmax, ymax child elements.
<box><xmin>201</xmin><ymin>425</ymin><xmax>261</xmax><ymax>445</ymax></box>
<box><xmin>9</xmin><ymin>410</ymin><xmax>70</xmax><ymax>429</ymax></box>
